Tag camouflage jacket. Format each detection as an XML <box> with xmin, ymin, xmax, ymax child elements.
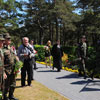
<box><xmin>0</xmin><ymin>48</ymin><xmax>4</xmax><ymax>75</ymax></box>
<box><xmin>3</xmin><ymin>45</ymin><xmax>16</xmax><ymax>75</ymax></box>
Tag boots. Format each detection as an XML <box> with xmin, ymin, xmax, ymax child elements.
<box><xmin>9</xmin><ymin>87</ymin><xmax>18</xmax><ymax>100</ymax></box>
<box><xmin>4</xmin><ymin>94</ymin><xmax>10</xmax><ymax>100</ymax></box>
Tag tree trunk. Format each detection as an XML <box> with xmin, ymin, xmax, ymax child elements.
<box><xmin>51</xmin><ymin>23</ymin><xmax>54</xmax><ymax>45</ymax></box>
<box><xmin>55</xmin><ymin>17</ymin><xmax>59</xmax><ymax>41</ymax></box>
<box><xmin>49</xmin><ymin>23</ymin><xmax>52</xmax><ymax>40</ymax></box>
<box><xmin>39</xmin><ymin>28</ymin><xmax>44</xmax><ymax>45</ymax></box>
<box><xmin>62</xmin><ymin>23</ymin><xmax>66</xmax><ymax>46</ymax></box>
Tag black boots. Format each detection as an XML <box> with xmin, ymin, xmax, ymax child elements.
<box><xmin>9</xmin><ymin>87</ymin><xmax>18</xmax><ymax>100</ymax></box>
<box><xmin>4</xmin><ymin>95</ymin><xmax>10</xmax><ymax>100</ymax></box>
<box><xmin>9</xmin><ymin>96</ymin><xmax>18</xmax><ymax>100</ymax></box>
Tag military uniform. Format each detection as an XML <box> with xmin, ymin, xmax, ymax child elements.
<box><xmin>0</xmin><ymin>48</ymin><xmax>4</xmax><ymax>92</ymax></box>
<box><xmin>0</xmin><ymin>34</ymin><xmax>5</xmax><ymax>99</ymax></box>
<box><xmin>77</xmin><ymin>36</ymin><xmax>88</xmax><ymax>79</ymax></box>
<box><xmin>3</xmin><ymin>34</ymin><xmax>18</xmax><ymax>100</ymax></box>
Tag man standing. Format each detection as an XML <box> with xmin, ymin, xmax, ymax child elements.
<box><xmin>30</xmin><ymin>40</ymin><xmax>38</xmax><ymax>70</ymax></box>
<box><xmin>0</xmin><ymin>34</ymin><xmax>7</xmax><ymax>99</ymax></box>
<box><xmin>51</xmin><ymin>40</ymin><xmax>63</xmax><ymax>72</ymax></box>
<box><xmin>77</xmin><ymin>35</ymin><xmax>88</xmax><ymax>79</ymax></box>
<box><xmin>18</xmin><ymin>37</ymin><xmax>35</xmax><ymax>87</ymax></box>
<box><xmin>3</xmin><ymin>33</ymin><xmax>18</xmax><ymax>100</ymax></box>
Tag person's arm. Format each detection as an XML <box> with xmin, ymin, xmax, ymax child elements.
<box><xmin>17</xmin><ymin>45</ymin><xmax>26</xmax><ymax>62</ymax></box>
<box><xmin>28</xmin><ymin>44</ymin><xmax>36</xmax><ymax>58</ymax></box>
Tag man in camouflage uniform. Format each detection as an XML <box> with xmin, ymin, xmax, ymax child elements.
<box><xmin>3</xmin><ymin>33</ymin><xmax>18</xmax><ymax>100</ymax></box>
<box><xmin>0</xmin><ymin>34</ymin><xmax>7</xmax><ymax>99</ymax></box>
<box><xmin>77</xmin><ymin>35</ymin><xmax>88</xmax><ymax>79</ymax></box>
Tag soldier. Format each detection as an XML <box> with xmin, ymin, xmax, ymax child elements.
<box><xmin>0</xmin><ymin>34</ymin><xmax>7</xmax><ymax>99</ymax></box>
<box><xmin>77</xmin><ymin>35</ymin><xmax>88</xmax><ymax>79</ymax></box>
<box><xmin>3</xmin><ymin>33</ymin><xmax>18</xmax><ymax>100</ymax></box>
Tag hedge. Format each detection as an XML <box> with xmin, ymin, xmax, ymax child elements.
<box><xmin>34</xmin><ymin>45</ymin><xmax>100</xmax><ymax>78</ymax></box>
<box><xmin>34</xmin><ymin>45</ymin><xmax>45</xmax><ymax>61</ymax></box>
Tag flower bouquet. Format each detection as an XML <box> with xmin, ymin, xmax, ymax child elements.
<box><xmin>14</xmin><ymin>61</ymin><xmax>23</xmax><ymax>76</ymax></box>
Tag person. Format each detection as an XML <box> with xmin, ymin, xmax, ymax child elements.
<box><xmin>77</xmin><ymin>35</ymin><xmax>88</xmax><ymax>79</ymax></box>
<box><xmin>30</xmin><ymin>40</ymin><xmax>38</xmax><ymax>70</ymax></box>
<box><xmin>30</xmin><ymin>40</ymin><xmax>37</xmax><ymax>80</ymax></box>
<box><xmin>18</xmin><ymin>37</ymin><xmax>35</xmax><ymax>87</ymax></box>
<box><xmin>51</xmin><ymin>40</ymin><xmax>63</xmax><ymax>72</ymax></box>
<box><xmin>0</xmin><ymin>34</ymin><xmax>7</xmax><ymax>99</ymax></box>
<box><xmin>44</xmin><ymin>40</ymin><xmax>52</xmax><ymax>68</ymax></box>
<box><xmin>3</xmin><ymin>33</ymin><xmax>19</xmax><ymax>100</ymax></box>
<box><xmin>90</xmin><ymin>39</ymin><xmax>100</xmax><ymax>80</ymax></box>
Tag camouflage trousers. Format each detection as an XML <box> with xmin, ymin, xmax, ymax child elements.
<box><xmin>78</xmin><ymin>58</ymin><xmax>87</xmax><ymax>75</ymax></box>
<box><xmin>3</xmin><ymin>73</ymin><xmax>16</xmax><ymax>96</ymax></box>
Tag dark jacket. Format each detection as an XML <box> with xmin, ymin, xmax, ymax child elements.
<box><xmin>51</xmin><ymin>44</ymin><xmax>63</xmax><ymax>59</ymax></box>
<box><xmin>77</xmin><ymin>42</ymin><xmax>88</xmax><ymax>59</ymax></box>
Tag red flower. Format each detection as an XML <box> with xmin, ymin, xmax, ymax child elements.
<box><xmin>66</xmin><ymin>60</ymin><xmax>68</xmax><ymax>62</ymax></box>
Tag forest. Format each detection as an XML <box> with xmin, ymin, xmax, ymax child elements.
<box><xmin>0</xmin><ymin>0</ymin><xmax>100</xmax><ymax>47</ymax></box>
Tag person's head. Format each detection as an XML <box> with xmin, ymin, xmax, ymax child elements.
<box><xmin>30</xmin><ymin>40</ymin><xmax>34</xmax><ymax>45</ymax></box>
<box><xmin>4</xmin><ymin>33</ymin><xmax>11</xmax><ymax>46</ymax></box>
<box><xmin>0</xmin><ymin>34</ymin><xmax>5</xmax><ymax>48</ymax></box>
<box><xmin>56</xmin><ymin>40</ymin><xmax>60</xmax><ymax>45</ymax></box>
<box><xmin>81</xmin><ymin>35</ymin><xmax>86</xmax><ymax>42</ymax></box>
<box><xmin>22</xmin><ymin>37</ymin><xmax>29</xmax><ymax>46</ymax></box>
<box><xmin>47</xmin><ymin>40</ymin><xmax>51</xmax><ymax>46</ymax></box>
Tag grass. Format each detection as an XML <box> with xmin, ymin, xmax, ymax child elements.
<box><xmin>14</xmin><ymin>75</ymin><xmax>69</xmax><ymax>100</ymax></box>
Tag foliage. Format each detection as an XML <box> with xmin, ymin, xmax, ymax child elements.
<box><xmin>62</xmin><ymin>53</ymin><xmax>68</xmax><ymax>67</ymax></box>
<box><xmin>34</xmin><ymin>45</ymin><xmax>45</xmax><ymax>61</ymax></box>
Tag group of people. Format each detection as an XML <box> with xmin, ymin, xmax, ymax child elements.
<box><xmin>0</xmin><ymin>33</ymin><xmax>99</xmax><ymax>100</ymax></box>
<box><xmin>44</xmin><ymin>35</ymin><xmax>100</xmax><ymax>80</ymax></box>
<box><xmin>44</xmin><ymin>40</ymin><xmax>63</xmax><ymax>72</ymax></box>
<box><xmin>0</xmin><ymin>34</ymin><xmax>37</xmax><ymax>100</ymax></box>
<box><xmin>0</xmin><ymin>33</ymin><xmax>19</xmax><ymax>100</ymax></box>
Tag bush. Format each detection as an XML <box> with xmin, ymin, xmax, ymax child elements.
<box><xmin>34</xmin><ymin>45</ymin><xmax>45</xmax><ymax>61</ymax></box>
<box><xmin>34</xmin><ymin>45</ymin><xmax>100</xmax><ymax>78</ymax></box>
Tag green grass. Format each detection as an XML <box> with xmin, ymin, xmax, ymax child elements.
<box><xmin>14</xmin><ymin>75</ymin><xmax>69</xmax><ymax>100</ymax></box>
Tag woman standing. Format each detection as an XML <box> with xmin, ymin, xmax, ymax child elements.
<box><xmin>44</xmin><ymin>40</ymin><xmax>52</xmax><ymax>68</ymax></box>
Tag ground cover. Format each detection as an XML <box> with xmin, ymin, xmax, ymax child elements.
<box><xmin>14</xmin><ymin>75</ymin><xmax>69</xmax><ymax>100</ymax></box>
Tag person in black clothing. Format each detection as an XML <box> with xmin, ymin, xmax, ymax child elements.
<box><xmin>51</xmin><ymin>40</ymin><xmax>63</xmax><ymax>72</ymax></box>
<box><xmin>77</xmin><ymin>35</ymin><xmax>88</xmax><ymax>79</ymax></box>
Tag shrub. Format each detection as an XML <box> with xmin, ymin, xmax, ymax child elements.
<box><xmin>34</xmin><ymin>45</ymin><xmax>45</xmax><ymax>61</ymax></box>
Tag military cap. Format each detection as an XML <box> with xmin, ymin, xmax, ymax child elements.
<box><xmin>4</xmin><ymin>33</ymin><xmax>11</xmax><ymax>39</ymax></box>
<box><xmin>0</xmin><ymin>34</ymin><xmax>5</xmax><ymax>41</ymax></box>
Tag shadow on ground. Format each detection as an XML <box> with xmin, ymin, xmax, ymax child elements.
<box><xmin>16</xmin><ymin>78</ymin><xmax>21</xmax><ymax>81</ymax></box>
<box><xmin>71</xmin><ymin>79</ymin><xmax>100</xmax><ymax>92</ymax></box>
<box><xmin>37</xmin><ymin>70</ymin><xmax>57</xmax><ymax>72</ymax></box>
<box><xmin>56</xmin><ymin>73</ymin><xmax>82</xmax><ymax>79</ymax></box>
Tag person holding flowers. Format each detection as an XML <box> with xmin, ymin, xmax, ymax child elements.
<box><xmin>3</xmin><ymin>33</ymin><xmax>19</xmax><ymax>100</ymax></box>
<box><xmin>0</xmin><ymin>34</ymin><xmax>7</xmax><ymax>99</ymax></box>
<box><xmin>44</xmin><ymin>40</ymin><xmax>52</xmax><ymax>68</ymax></box>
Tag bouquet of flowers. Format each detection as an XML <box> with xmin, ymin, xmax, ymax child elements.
<box><xmin>44</xmin><ymin>46</ymin><xmax>49</xmax><ymax>50</ymax></box>
<box><xmin>14</xmin><ymin>61</ymin><xmax>23</xmax><ymax>76</ymax></box>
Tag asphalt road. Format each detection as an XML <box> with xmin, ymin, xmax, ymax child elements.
<box><xmin>34</xmin><ymin>63</ymin><xmax>100</xmax><ymax>100</ymax></box>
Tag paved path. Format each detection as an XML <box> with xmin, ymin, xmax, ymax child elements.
<box><xmin>34</xmin><ymin>63</ymin><xmax>100</xmax><ymax>100</ymax></box>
